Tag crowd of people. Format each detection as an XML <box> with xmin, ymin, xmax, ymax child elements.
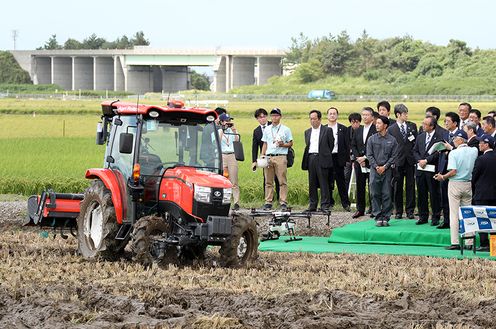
<box><xmin>216</xmin><ymin>102</ymin><xmax>496</xmax><ymax>251</ymax></box>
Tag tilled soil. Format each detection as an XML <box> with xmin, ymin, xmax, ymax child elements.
<box><xmin>1</xmin><ymin>201</ymin><xmax>495</xmax><ymax>328</ymax></box>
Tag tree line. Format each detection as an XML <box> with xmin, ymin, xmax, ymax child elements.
<box><xmin>38</xmin><ymin>31</ymin><xmax>150</xmax><ymax>50</ymax></box>
<box><xmin>286</xmin><ymin>30</ymin><xmax>491</xmax><ymax>85</ymax></box>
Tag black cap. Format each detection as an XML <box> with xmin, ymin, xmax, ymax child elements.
<box><xmin>270</xmin><ymin>108</ymin><xmax>282</xmax><ymax>116</ymax></box>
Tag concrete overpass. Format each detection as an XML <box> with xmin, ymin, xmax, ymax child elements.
<box><xmin>10</xmin><ymin>47</ymin><xmax>285</xmax><ymax>93</ymax></box>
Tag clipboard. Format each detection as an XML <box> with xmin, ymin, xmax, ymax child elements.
<box><xmin>416</xmin><ymin>163</ymin><xmax>435</xmax><ymax>172</ymax></box>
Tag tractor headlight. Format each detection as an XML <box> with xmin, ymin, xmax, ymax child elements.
<box><xmin>222</xmin><ymin>188</ymin><xmax>232</xmax><ymax>204</ymax></box>
<box><xmin>194</xmin><ymin>185</ymin><xmax>211</xmax><ymax>203</ymax></box>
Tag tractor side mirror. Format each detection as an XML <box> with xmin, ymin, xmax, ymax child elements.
<box><xmin>96</xmin><ymin>122</ymin><xmax>105</xmax><ymax>145</ymax></box>
<box><xmin>119</xmin><ymin>133</ymin><xmax>134</xmax><ymax>154</ymax></box>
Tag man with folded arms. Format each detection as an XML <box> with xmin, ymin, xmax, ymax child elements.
<box><xmin>434</xmin><ymin>130</ymin><xmax>478</xmax><ymax>250</ymax></box>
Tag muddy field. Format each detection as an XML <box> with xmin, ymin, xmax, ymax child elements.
<box><xmin>1</xmin><ymin>201</ymin><xmax>495</xmax><ymax>328</ymax></box>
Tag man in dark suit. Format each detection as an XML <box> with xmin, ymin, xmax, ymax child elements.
<box><xmin>472</xmin><ymin>134</ymin><xmax>496</xmax><ymax>251</ymax></box>
<box><xmin>326</xmin><ymin>107</ymin><xmax>351</xmax><ymax>211</ymax></box>
<box><xmin>436</xmin><ymin>111</ymin><xmax>462</xmax><ymax>228</ymax></box>
<box><xmin>388</xmin><ymin>104</ymin><xmax>418</xmax><ymax>219</ymax></box>
<box><xmin>351</xmin><ymin>107</ymin><xmax>377</xmax><ymax>218</ymax></box>
<box><xmin>251</xmin><ymin>108</ymin><xmax>279</xmax><ymax>199</ymax></box>
<box><xmin>344</xmin><ymin>113</ymin><xmax>362</xmax><ymax>196</ymax></box>
<box><xmin>377</xmin><ymin>100</ymin><xmax>396</xmax><ymax>126</ymax></box>
<box><xmin>301</xmin><ymin>110</ymin><xmax>335</xmax><ymax>212</ymax></box>
<box><xmin>413</xmin><ymin>116</ymin><xmax>443</xmax><ymax>225</ymax></box>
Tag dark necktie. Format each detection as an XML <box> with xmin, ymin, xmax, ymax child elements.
<box><xmin>449</xmin><ymin>132</ymin><xmax>454</xmax><ymax>143</ymax></box>
<box><xmin>400</xmin><ymin>124</ymin><xmax>407</xmax><ymax>140</ymax></box>
<box><xmin>425</xmin><ymin>133</ymin><xmax>431</xmax><ymax>146</ymax></box>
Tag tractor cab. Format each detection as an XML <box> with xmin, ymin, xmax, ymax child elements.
<box><xmin>97</xmin><ymin>101</ymin><xmax>232</xmax><ymax>224</ymax></box>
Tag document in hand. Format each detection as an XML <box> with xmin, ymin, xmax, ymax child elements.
<box><xmin>427</xmin><ymin>141</ymin><xmax>447</xmax><ymax>155</ymax></box>
<box><xmin>416</xmin><ymin>163</ymin><xmax>435</xmax><ymax>172</ymax></box>
<box><xmin>360</xmin><ymin>166</ymin><xmax>370</xmax><ymax>173</ymax></box>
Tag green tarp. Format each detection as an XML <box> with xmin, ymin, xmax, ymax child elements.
<box><xmin>258</xmin><ymin>219</ymin><xmax>495</xmax><ymax>259</ymax></box>
<box><xmin>327</xmin><ymin>219</ymin><xmax>451</xmax><ymax>246</ymax></box>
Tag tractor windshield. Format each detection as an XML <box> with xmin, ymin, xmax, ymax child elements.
<box><xmin>139</xmin><ymin>120</ymin><xmax>221</xmax><ymax>175</ymax></box>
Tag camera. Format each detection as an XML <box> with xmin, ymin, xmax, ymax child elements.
<box><xmin>226</xmin><ymin>122</ymin><xmax>234</xmax><ymax>128</ymax></box>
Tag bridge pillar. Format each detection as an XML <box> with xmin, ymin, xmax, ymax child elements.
<box><xmin>258</xmin><ymin>57</ymin><xmax>282</xmax><ymax>85</ymax></box>
<box><xmin>52</xmin><ymin>57</ymin><xmax>72</xmax><ymax>90</ymax></box>
<box><xmin>161</xmin><ymin>66</ymin><xmax>188</xmax><ymax>92</ymax></box>
<box><xmin>231</xmin><ymin>57</ymin><xmax>255</xmax><ymax>89</ymax></box>
<box><xmin>114</xmin><ymin>56</ymin><xmax>125</xmax><ymax>91</ymax></box>
<box><xmin>213</xmin><ymin>56</ymin><xmax>226</xmax><ymax>93</ymax></box>
<box><xmin>126</xmin><ymin>65</ymin><xmax>154</xmax><ymax>94</ymax></box>
<box><xmin>73</xmin><ymin>57</ymin><xmax>94</xmax><ymax>90</ymax></box>
<box><xmin>94</xmin><ymin>57</ymin><xmax>114</xmax><ymax>90</ymax></box>
<box><xmin>33</xmin><ymin>57</ymin><xmax>51</xmax><ymax>85</ymax></box>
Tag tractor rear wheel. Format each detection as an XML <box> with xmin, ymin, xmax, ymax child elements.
<box><xmin>130</xmin><ymin>215</ymin><xmax>172</xmax><ymax>267</ymax></box>
<box><xmin>219</xmin><ymin>214</ymin><xmax>259</xmax><ymax>267</ymax></box>
<box><xmin>77</xmin><ymin>180</ymin><xmax>123</xmax><ymax>260</ymax></box>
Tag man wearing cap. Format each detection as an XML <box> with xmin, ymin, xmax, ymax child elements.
<box><xmin>471</xmin><ymin>134</ymin><xmax>496</xmax><ymax>252</ymax></box>
<box><xmin>218</xmin><ymin>113</ymin><xmax>241</xmax><ymax>210</ymax></box>
<box><xmin>366</xmin><ymin>115</ymin><xmax>398</xmax><ymax>226</ymax></box>
<box><xmin>260</xmin><ymin>108</ymin><xmax>293</xmax><ymax>211</ymax></box>
<box><xmin>434</xmin><ymin>130</ymin><xmax>478</xmax><ymax>250</ymax></box>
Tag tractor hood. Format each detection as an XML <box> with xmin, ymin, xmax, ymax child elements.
<box><xmin>164</xmin><ymin>167</ymin><xmax>232</xmax><ymax>189</ymax></box>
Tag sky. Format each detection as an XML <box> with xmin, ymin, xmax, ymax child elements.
<box><xmin>1</xmin><ymin>0</ymin><xmax>495</xmax><ymax>51</ymax></box>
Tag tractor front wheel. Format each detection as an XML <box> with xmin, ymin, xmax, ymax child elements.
<box><xmin>219</xmin><ymin>214</ymin><xmax>259</xmax><ymax>267</ymax></box>
<box><xmin>77</xmin><ymin>180</ymin><xmax>123</xmax><ymax>260</ymax></box>
<box><xmin>130</xmin><ymin>215</ymin><xmax>172</xmax><ymax>267</ymax></box>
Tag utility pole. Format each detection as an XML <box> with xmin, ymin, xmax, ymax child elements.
<box><xmin>11</xmin><ymin>30</ymin><xmax>19</xmax><ymax>50</ymax></box>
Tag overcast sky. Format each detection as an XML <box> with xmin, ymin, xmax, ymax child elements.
<box><xmin>1</xmin><ymin>0</ymin><xmax>495</xmax><ymax>51</ymax></box>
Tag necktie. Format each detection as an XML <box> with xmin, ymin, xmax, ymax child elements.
<box><xmin>449</xmin><ymin>132</ymin><xmax>454</xmax><ymax>143</ymax></box>
<box><xmin>400</xmin><ymin>124</ymin><xmax>407</xmax><ymax>140</ymax></box>
<box><xmin>425</xmin><ymin>133</ymin><xmax>431</xmax><ymax>146</ymax></box>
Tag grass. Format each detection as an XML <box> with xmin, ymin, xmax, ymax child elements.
<box><xmin>2</xmin><ymin>99</ymin><xmax>496</xmax><ymax>204</ymax></box>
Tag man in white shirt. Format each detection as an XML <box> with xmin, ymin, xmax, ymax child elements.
<box><xmin>326</xmin><ymin>107</ymin><xmax>351</xmax><ymax>211</ymax></box>
<box><xmin>302</xmin><ymin>110</ymin><xmax>335</xmax><ymax>212</ymax></box>
<box><xmin>458</xmin><ymin>102</ymin><xmax>471</xmax><ymax>130</ymax></box>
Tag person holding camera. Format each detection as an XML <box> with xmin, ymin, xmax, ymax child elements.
<box><xmin>260</xmin><ymin>108</ymin><xmax>293</xmax><ymax>211</ymax></box>
<box><xmin>218</xmin><ymin>113</ymin><xmax>240</xmax><ymax>210</ymax></box>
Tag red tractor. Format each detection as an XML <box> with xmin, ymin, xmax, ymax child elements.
<box><xmin>26</xmin><ymin>100</ymin><xmax>259</xmax><ymax>266</ymax></box>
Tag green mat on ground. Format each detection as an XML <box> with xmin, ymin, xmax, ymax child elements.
<box><xmin>327</xmin><ymin>219</ymin><xmax>452</xmax><ymax>247</ymax></box>
<box><xmin>258</xmin><ymin>236</ymin><xmax>495</xmax><ymax>260</ymax></box>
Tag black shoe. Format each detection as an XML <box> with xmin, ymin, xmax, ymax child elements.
<box><xmin>344</xmin><ymin>205</ymin><xmax>352</xmax><ymax>212</ymax></box>
<box><xmin>319</xmin><ymin>207</ymin><xmax>330</xmax><ymax>213</ymax></box>
<box><xmin>431</xmin><ymin>220</ymin><xmax>439</xmax><ymax>226</ymax></box>
<box><xmin>407</xmin><ymin>213</ymin><xmax>415</xmax><ymax>219</ymax></box>
<box><xmin>367</xmin><ymin>208</ymin><xmax>372</xmax><ymax>215</ymax></box>
<box><xmin>352</xmin><ymin>211</ymin><xmax>364</xmax><ymax>219</ymax></box>
<box><xmin>280</xmin><ymin>204</ymin><xmax>288</xmax><ymax>211</ymax></box>
<box><xmin>437</xmin><ymin>223</ymin><xmax>450</xmax><ymax>229</ymax></box>
<box><xmin>303</xmin><ymin>208</ymin><xmax>317</xmax><ymax>213</ymax></box>
<box><xmin>476</xmin><ymin>246</ymin><xmax>490</xmax><ymax>252</ymax></box>
<box><xmin>416</xmin><ymin>219</ymin><xmax>428</xmax><ymax>225</ymax></box>
<box><xmin>232</xmin><ymin>203</ymin><xmax>240</xmax><ymax>211</ymax></box>
<box><xmin>395</xmin><ymin>213</ymin><xmax>403</xmax><ymax>219</ymax></box>
<box><xmin>262</xmin><ymin>203</ymin><xmax>272</xmax><ymax>211</ymax></box>
<box><xmin>445</xmin><ymin>245</ymin><xmax>461</xmax><ymax>250</ymax></box>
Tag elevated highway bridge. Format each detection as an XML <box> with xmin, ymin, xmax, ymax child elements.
<box><xmin>10</xmin><ymin>47</ymin><xmax>285</xmax><ymax>93</ymax></box>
